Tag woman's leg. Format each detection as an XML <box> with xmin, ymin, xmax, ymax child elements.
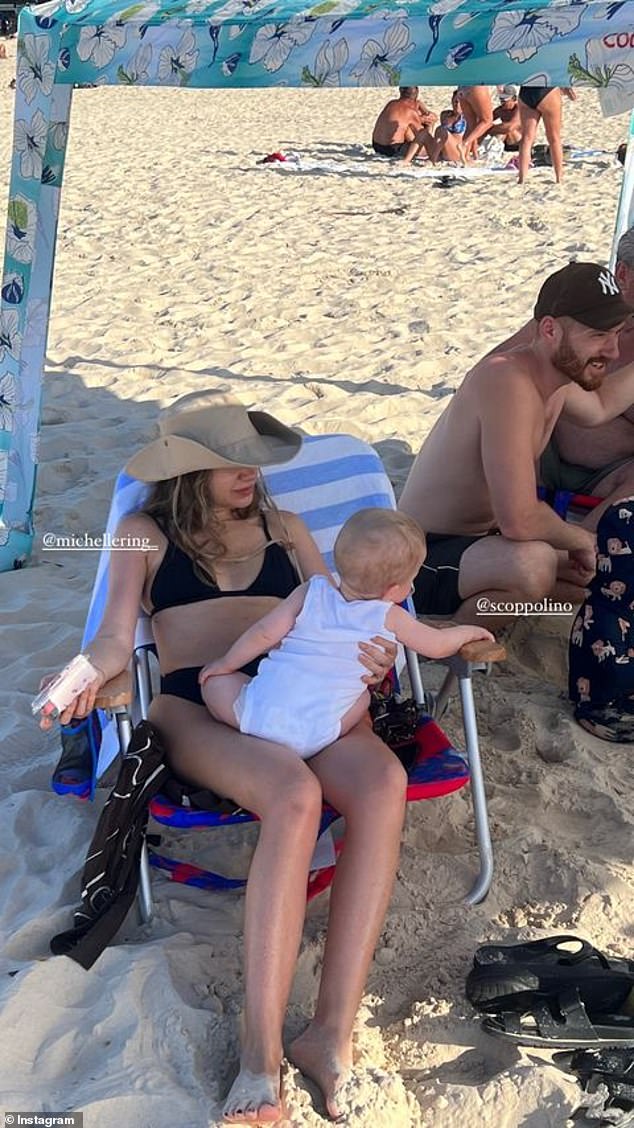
<box><xmin>434</xmin><ymin>126</ymin><xmax>461</xmax><ymax>163</ymax></box>
<box><xmin>289</xmin><ymin>720</ymin><xmax>407</xmax><ymax>1118</ymax></box>
<box><xmin>459</xmin><ymin>86</ymin><xmax>493</xmax><ymax>159</ymax></box>
<box><xmin>150</xmin><ymin>695</ymin><xmax>323</xmax><ymax>1123</ymax></box>
<box><xmin>518</xmin><ymin>101</ymin><xmax>540</xmax><ymax>183</ymax></box>
<box><xmin>539</xmin><ymin>88</ymin><xmax>564</xmax><ymax>182</ymax></box>
<box><xmin>338</xmin><ymin>689</ymin><xmax>371</xmax><ymax>736</ymax></box>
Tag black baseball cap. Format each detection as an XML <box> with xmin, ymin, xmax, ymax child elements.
<box><xmin>534</xmin><ymin>261</ymin><xmax>632</xmax><ymax>330</ymax></box>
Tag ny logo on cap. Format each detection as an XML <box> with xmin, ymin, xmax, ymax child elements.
<box><xmin>598</xmin><ymin>269</ymin><xmax>620</xmax><ymax>297</ymax></box>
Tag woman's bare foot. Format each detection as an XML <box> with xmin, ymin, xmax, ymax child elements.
<box><xmin>288</xmin><ymin>1024</ymin><xmax>352</xmax><ymax>1121</ymax></box>
<box><xmin>222</xmin><ymin>1068</ymin><xmax>282</xmax><ymax>1123</ymax></box>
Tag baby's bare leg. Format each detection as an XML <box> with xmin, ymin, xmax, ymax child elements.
<box><xmin>339</xmin><ymin>690</ymin><xmax>372</xmax><ymax>737</ymax></box>
<box><xmin>201</xmin><ymin>672</ymin><xmax>250</xmax><ymax>728</ymax></box>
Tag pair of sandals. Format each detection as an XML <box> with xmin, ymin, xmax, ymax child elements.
<box><xmin>467</xmin><ymin>936</ymin><xmax>634</xmax><ymax>1122</ymax></box>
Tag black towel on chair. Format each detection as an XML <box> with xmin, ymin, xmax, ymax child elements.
<box><xmin>50</xmin><ymin>720</ymin><xmax>170</xmax><ymax>969</ymax></box>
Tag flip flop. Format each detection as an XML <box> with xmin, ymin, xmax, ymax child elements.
<box><xmin>434</xmin><ymin>175</ymin><xmax>469</xmax><ymax>189</ymax></box>
<box><xmin>482</xmin><ymin>985</ymin><xmax>634</xmax><ymax>1049</ymax></box>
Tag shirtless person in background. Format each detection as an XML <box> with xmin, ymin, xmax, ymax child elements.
<box><xmin>496</xmin><ymin>229</ymin><xmax>634</xmax><ymax>528</ymax></box>
<box><xmin>398</xmin><ymin>262</ymin><xmax>633</xmax><ymax>624</ymax></box>
<box><xmin>372</xmin><ymin>86</ymin><xmax>437</xmax><ymax>165</ymax></box>
<box><xmin>545</xmin><ymin>228</ymin><xmax>634</xmax><ymax>520</ymax></box>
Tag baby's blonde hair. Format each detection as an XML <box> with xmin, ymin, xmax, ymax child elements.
<box><xmin>334</xmin><ymin>508</ymin><xmax>426</xmax><ymax>598</ymax></box>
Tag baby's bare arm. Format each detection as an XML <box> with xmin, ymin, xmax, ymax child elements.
<box><xmin>200</xmin><ymin>583</ymin><xmax>307</xmax><ymax>681</ymax></box>
<box><xmin>385</xmin><ymin>605</ymin><xmax>494</xmax><ymax>659</ymax></box>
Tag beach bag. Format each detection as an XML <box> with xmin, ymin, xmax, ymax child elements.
<box><xmin>569</xmin><ymin>498</ymin><xmax>634</xmax><ymax>741</ymax></box>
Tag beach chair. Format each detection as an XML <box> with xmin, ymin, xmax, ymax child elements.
<box><xmin>538</xmin><ymin>485</ymin><xmax>602</xmax><ymax>522</ymax></box>
<box><xmin>83</xmin><ymin>434</ymin><xmax>504</xmax><ymax>920</ymax></box>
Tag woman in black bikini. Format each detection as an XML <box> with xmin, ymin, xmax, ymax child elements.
<box><xmin>517</xmin><ymin>85</ymin><xmax>577</xmax><ymax>184</ymax></box>
<box><xmin>44</xmin><ymin>390</ymin><xmax>401</xmax><ymax>1124</ymax></box>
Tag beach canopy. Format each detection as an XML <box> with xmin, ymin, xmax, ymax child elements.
<box><xmin>1</xmin><ymin>0</ymin><xmax>634</xmax><ymax>570</ymax></box>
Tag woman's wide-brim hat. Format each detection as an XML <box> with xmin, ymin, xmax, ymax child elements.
<box><xmin>125</xmin><ymin>390</ymin><xmax>302</xmax><ymax>482</ymax></box>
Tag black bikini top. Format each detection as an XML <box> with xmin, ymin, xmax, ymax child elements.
<box><xmin>149</xmin><ymin>512</ymin><xmax>301</xmax><ymax>615</ymax></box>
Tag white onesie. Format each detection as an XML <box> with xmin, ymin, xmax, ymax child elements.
<box><xmin>234</xmin><ymin>574</ymin><xmax>396</xmax><ymax>758</ymax></box>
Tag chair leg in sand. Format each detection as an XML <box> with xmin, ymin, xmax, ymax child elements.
<box><xmin>406</xmin><ymin>640</ymin><xmax>504</xmax><ymax>905</ymax></box>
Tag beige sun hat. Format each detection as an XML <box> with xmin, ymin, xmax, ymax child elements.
<box><xmin>125</xmin><ymin>389</ymin><xmax>302</xmax><ymax>482</ymax></box>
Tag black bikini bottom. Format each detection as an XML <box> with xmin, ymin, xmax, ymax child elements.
<box><xmin>519</xmin><ymin>86</ymin><xmax>553</xmax><ymax>112</ymax></box>
<box><xmin>160</xmin><ymin>657</ymin><xmax>262</xmax><ymax>706</ymax></box>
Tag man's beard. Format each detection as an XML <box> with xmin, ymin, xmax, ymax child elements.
<box><xmin>552</xmin><ymin>333</ymin><xmax>608</xmax><ymax>391</ymax></box>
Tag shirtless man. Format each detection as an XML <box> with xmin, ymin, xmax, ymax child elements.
<box><xmin>372</xmin><ymin>86</ymin><xmax>437</xmax><ymax>165</ymax></box>
<box><xmin>398</xmin><ymin>262</ymin><xmax>632</xmax><ymax>624</ymax></box>
<box><xmin>488</xmin><ymin>85</ymin><xmax>522</xmax><ymax>150</ymax></box>
<box><xmin>499</xmin><ymin>230</ymin><xmax>634</xmax><ymax>528</ymax></box>
<box><xmin>544</xmin><ymin>229</ymin><xmax>634</xmax><ymax>520</ymax></box>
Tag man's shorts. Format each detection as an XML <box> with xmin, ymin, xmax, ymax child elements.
<box><xmin>539</xmin><ymin>437</ymin><xmax>633</xmax><ymax>496</ymax></box>
<box><xmin>372</xmin><ymin>140</ymin><xmax>407</xmax><ymax>158</ymax></box>
<box><xmin>412</xmin><ymin>532</ymin><xmax>490</xmax><ymax>616</ymax></box>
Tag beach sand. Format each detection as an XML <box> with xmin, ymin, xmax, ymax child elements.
<box><xmin>0</xmin><ymin>53</ymin><xmax>632</xmax><ymax>1126</ymax></box>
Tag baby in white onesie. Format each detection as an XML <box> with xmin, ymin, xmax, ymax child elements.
<box><xmin>199</xmin><ymin>508</ymin><xmax>494</xmax><ymax>759</ymax></box>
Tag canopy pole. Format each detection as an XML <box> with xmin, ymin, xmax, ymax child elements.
<box><xmin>0</xmin><ymin>14</ymin><xmax>69</xmax><ymax>571</ymax></box>
<box><xmin>610</xmin><ymin>108</ymin><xmax>634</xmax><ymax>270</ymax></box>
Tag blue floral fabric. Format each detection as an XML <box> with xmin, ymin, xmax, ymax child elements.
<box><xmin>15</xmin><ymin>0</ymin><xmax>634</xmax><ymax>91</ymax></box>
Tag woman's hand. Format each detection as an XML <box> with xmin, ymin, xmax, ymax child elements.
<box><xmin>37</xmin><ymin>666</ymin><xmax>106</xmax><ymax>731</ymax></box>
<box><xmin>357</xmin><ymin>635</ymin><xmax>398</xmax><ymax>686</ymax></box>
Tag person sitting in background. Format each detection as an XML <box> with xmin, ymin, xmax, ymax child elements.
<box><xmin>430</xmin><ymin>91</ymin><xmax>468</xmax><ymax>163</ymax></box>
<box><xmin>416</xmin><ymin>90</ymin><xmax>438</xmax><ymax>130</ymax></box>
<box><xmin>542</xmin><ymin>229</ymin><xmax>634</xmax><ymax>522</ymax></box>
<box><xmin>200</xmin><ymin>509</ymin><xmax>494</xmax><ymax>758</ymax></box>
<box><xmin>371</xmin><ymin>85</ymin><xmax>436</xmax><ymax>164</ymax></box>
<box><xmin>398</xmin><ymin>262</ymin><xmax>633</xmax><ymax>624</ymax></box>
<box><xmin>489</xmin><ymin>85</ymin><xmax>522</xmax><ymax>151</ymax></box>
<box><xmin>491</xmin><ymin>229</ymin><xmax>634</xmax><ymax>529</ymax></box>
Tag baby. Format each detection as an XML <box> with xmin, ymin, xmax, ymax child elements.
<box><xmin>200</xmin><ymin>508</ymin><xmax>495</xmax><ymax>759</ymax></box>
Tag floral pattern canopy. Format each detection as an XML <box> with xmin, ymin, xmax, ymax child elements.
<box><xmin>1</xmin><ymin>0</ymin><xmax>633</xmax><ymax>570</ymax></box>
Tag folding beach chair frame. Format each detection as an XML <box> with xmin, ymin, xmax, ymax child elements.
<box><xmin>538</xmin><ymin>486</ymin><xmax>602</xmax><ymax>522</ymax></box>
<box><xmin>91</xmin><ymin>434</ymin><xmax>503</xmax><ymax>920</ymax></box>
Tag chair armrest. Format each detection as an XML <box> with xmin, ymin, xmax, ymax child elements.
<box><xmin>458</xmin><ymin>640</ymin><xmax>506</xmax><ymax>664</ymax></box>
<box><xmin>417</xmin><ymin>617</ymin><xmax>507</xmax><ymax>665</ymax></box>
<box><xmin>94</xmin><ymin>670</ymin><xmax>133</xmax><ymax>709</ymax></box>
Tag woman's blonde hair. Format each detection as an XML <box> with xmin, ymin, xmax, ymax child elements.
<box><xmin>143</xmin><ymin>469</ymin><xmax>282</xmax><ymax>585</ymax></box>
<box><xmin>334</xmin><ymin>508</ymin><xmax>425</xmax><ymax>598</ymax></box>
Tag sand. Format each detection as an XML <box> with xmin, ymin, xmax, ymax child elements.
<box><xmin>0</xmin><ymin>47</ymin><xmax>632</xmax><ymax>1127</ymax></box>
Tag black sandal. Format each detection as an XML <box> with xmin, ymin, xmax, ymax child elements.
<box><xmin>556</xmin><ymin>1047</ymin><xmax>634</xmax><ymax>1122</ymax></box>
<box><xmin>472</xmin><ymin>935</ymin><xmax>631</xmax><ymax>972</ymax></box>
<box><xmin>481</xmin><ymin>985</ymin><xmax>634</xmax><ymax>1049</ymax></box>
<box><xmin>467</xmin><ymin>935</ymin><xmax>634</xmax><ymax>1012</ymax></box>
